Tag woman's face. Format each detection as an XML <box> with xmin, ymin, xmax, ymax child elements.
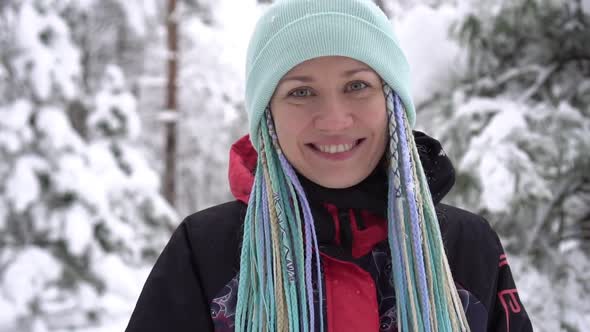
<box><xmin>270</xmin><ymin>56</ymin><xmax>388</xmax><ymax>188</ymax></box>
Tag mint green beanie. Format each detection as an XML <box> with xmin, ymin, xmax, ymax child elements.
<box><xmin>245</xmin><ymin>0</ymin><xmax>415</xmax><ymax>151</ymax></box>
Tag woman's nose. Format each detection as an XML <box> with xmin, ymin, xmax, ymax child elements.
<box><xmin>313</xmin><ymin>98</ymin><xmax>354</xmax><ymax>132</ymax></box>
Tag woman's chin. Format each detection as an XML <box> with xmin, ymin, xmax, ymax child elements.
<box><xmin>304</xmin><ymin>171</ymin><xmax>368</xmax><ymax>189</ymax></box>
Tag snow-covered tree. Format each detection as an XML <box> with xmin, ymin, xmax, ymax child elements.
<box><xmin>444</xmin><ymin>0</ymin><xmax>590</xmax><ymax>252</ymax></box>
<box><xmin>0</xmin><ymin>1</ymin><xmax>175</xmax><ymax>330</ymax></box>
<box><xmin>406</xmin><ymin>0</ymin><xmax>590</xmax><ymax>330</ymax></box>
<box><xmin>137</xmin><ymin>0</ymin><xmax>257</xmax><ymax>216</ymax></box>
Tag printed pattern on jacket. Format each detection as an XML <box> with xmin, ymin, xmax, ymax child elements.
<box><xmin>210</xmin><ymin>222</ymin><xmax>489</xmax><ymax>332</ymax></box>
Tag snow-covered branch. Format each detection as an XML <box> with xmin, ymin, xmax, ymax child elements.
<box><xmin>519</xmin><ymin>64</ymin><xmax>559</xmax><ymax>102</ymax></box>
<box><xmin>525</xmin><ymin>170</ymin><xmax>583</xmax><ymax>253</ymax></box>
<box><xmin>156</xmin><ymin>109</ymin><xmax>179</xmax><ymax>123</ymax></box>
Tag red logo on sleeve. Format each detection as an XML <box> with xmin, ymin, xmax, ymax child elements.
<box><xmin>498</xmin><ymin>288</ymin><xmax>522</xmax><ymax>331</ymax></box>
<box><xmin>499</xmin><ymin>254</ymin><xmax>508</xmax><ymax>267</ymax></box>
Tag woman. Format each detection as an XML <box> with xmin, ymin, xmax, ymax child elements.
<box><xmin>126</xmin><ymin>0</ymin><xmax>533</xmax><ymax>331</ymax></box>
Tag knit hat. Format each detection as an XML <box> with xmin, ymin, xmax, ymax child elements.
<box><xmin>245</xmin><ymin>0</ymin><xmax>415</xmax><ymax>151</ymax></box>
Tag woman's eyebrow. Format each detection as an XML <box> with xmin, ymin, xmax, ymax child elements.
<box><xmin>279</xmin><ymin>67</ymin><xmax>374</xmax><ymax>85</ymax></box>
<box><xmin>279</xmin><ymin>75</ymin><xmax>314</xmax><ymax>84</ymax></box>
<box><xmin>342</xmin><ymin>67</ymin><xmax>374</xmax><ymax>77</ymax></box>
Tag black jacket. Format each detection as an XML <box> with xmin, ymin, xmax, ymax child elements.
<box><xmin>126</xmin><ymin>132</ymin><xmax>533</xmax><ymax>331</ymax></box>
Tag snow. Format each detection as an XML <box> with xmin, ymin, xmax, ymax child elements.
<box><xmin>509</xmin><ymin>256</ymin><xmax>562</xmax><ymax>331</ymax></box>
<box><xmin>0</xmin><ymin>99</ymin><xmax>33</xmax><ymax>131</ymax></box>
<box><xmin>54</xmin><ymin>153</ymin><xmax>101</xmax><ymax>207</ymax></box>
<box><xmin>5</xmin><ymin>155</ymin><xmax>46</xmax><ymax>213</ymax></box>
<box><xmin>156</xmin><ymin>110</ymin><xmax>180</xmax><ymax>123</ymax></box>
<box><xmin>557</xmin><ymin>101</ymin><xmax>585</xmax><ymax>123</ymax></box>
<box><xmin>0</xmin><ymin>295</ymin><xmax>18</xmax><ymax>331</ymax></box>
<box><xmin>0</xmin><ymin>124</ymin><xmax>23</xmax><ymax>154</ymax></box>
<box><xmin>213</xmin><ymin>0</ymin><xmax>261</xmax><ymax>75</ymax></box>
<box><xmin>13</xmin><ymin>1</ymin><xmax>80</xmax><ymax>101</ymax></box>
<box><xmin>100</xmin><ymin>214</ymin><xmax>136</xmax><ymax>246</ymax></box>
<box><xmin>1</xmin><ymin>248</ymin><xmax>62</xmax><ymax>317</ymax></box>
<box><xmin>510</xmin><ymin>251</ymin><xmax>590</xmax><ymax>331</ymax></box>
<box><xmin>116</xmin><ymin>0</ymin><xmax>154</xmax><ymax>37</ymax></box>
<box><xmin>1</xmin><ymin>0</ymin><xmax>589</xmax><ymax>331</ymax></box>
<box><xmin>63</xmin><ymin>205</ymin><xmax>94</xmax><ymax>256</ymax></box>
<box><xmin>394</xmin><ymin>1</ymin><xmax>590</xmax><ymax>328</ymax></box>
<box><xmin>395</xmin><ymin>4</ymin><xmax>465</xmax><ymax>107</ymax></box>
<box><xmin>477</xmin><ymin>149</ymin><xmax>516</xmax><ymax>213</ymax></box>
<box><xmin>0</xmin><ymin>1</ymin><xmax>178</xmax><ymax>331</ymax></box>
<box><xmin>117</xmin><ymin>145</ymin><xmax>160</xmax><ymax>191</ymax></box>
<box><xmin>464</xmin><ymin>98</ymin><xmax>527</xmax><ymax>143</ymax></box>
<box><xmin>86</xmin><ymin>142</ymin><xmax>120</xmax><ymax>175</ymax></box>
<box><xmin>136</xmin><ymin>75</ymin><xmax>166</xmax><ymax>88</ymax></box>
<box><xmin>0</xmin><ymin>201</ymin><xmax>6</xmax><ymax>229</ymax></box>
<box><xmin>0</xmin><ymin>100</ymin><xmax>34</xmax><ymax>153</ymax></box>
<box><xmin>89</xmin><ymin>65</ymin><xmax>141</xmax><ymax>140</ymax></box>
<box><xmin>92</xmin><ymin>254</ymin><xmax>149</xmax><ymax>302</ymax></box>
<box><xmin>452</xmin><ymin>97</ymin><xmax>559</xmax><ymax>212</ymax></box>
<box><xmin>36</xmin><ymin>106</ymin><xmax>84</xmax><ymax>152</ymax></box>
<box><xmin>151</xmin><ymin>0</ymin><xmax>253</xmax><ymax>213</ymax></box>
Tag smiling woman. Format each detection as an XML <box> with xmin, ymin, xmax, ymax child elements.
<box><xmin>126</xmin><ymin>1</ymin><xmax>533</xmax><ymax>331</ymax></box>
<box><xmin>270</xmin><ymin>56</ymin><xmax>388</xmax><ymax>188</ymax></box>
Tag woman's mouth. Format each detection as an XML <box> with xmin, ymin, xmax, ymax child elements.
<box><xmin>308</xmin><ymin>139</ymin><xmax>365</xmax><ymax>159</ymax></box>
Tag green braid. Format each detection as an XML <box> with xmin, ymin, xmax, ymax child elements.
<box><xmin>236</xmin><ymin>85</ymin><xmax>470</xmax><ymax>331</ymax></box>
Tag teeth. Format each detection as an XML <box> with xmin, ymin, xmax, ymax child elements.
<box><xmin>316</xmin><ymin>142</ymin><xmax>356</xmax><ymax>154</ymax></box>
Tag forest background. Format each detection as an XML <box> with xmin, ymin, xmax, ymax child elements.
<box><xmin>0</xmin><ymin>0</ymin><xmax>588</xmax><ymax>331</ymax></box>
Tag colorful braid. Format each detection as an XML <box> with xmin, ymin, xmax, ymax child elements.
<box><xmin>236</xmin><ymin>84</ymin><xmax>469</xmax><ymax>331</ymax></box>
<box><xmin>236</xmin><ymin>106</ymin><xmax>324</xmax><ymax>331</ymax></box>
<box><xmin>384</xmin><ymin>83</ymin><xmax>470</xmax><ymax>332</ymax></box>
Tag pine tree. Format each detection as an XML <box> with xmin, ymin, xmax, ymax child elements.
<box><xmin>446</xmin><ymin>0</ymin><xmax>590</xmax><ymax>253</ymax></box>
<box><xmin>415</xmin><ymin>0</ymin><xmax>590</xmax><ymax>329</ymax></box>
<box><xmin>137</xmin><ymin>0</ymin><xmax>248</xmax><ymax>216</ymax></box>
<box><xmin>0</xmin><ymin>1</ymin><xmax>175</xmax><ymax>330</ymax></box>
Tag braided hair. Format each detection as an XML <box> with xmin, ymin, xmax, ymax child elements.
<box><xmin>235</xmin><ymin>84</ymin><xmax>470</xmax><ymax>332</ymax></box>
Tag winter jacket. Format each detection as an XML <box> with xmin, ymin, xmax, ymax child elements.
<box><xmin>126</xmin><ymin>132</ymin><xmax>533</xmax><ymax>332</ymax></box>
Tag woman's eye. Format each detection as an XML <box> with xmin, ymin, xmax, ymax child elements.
<box><xmin>348</xmin><ymin>81</ymin><xmax>368</xmax><ymax>91</ymax></box>
<box><xmin>289</xmin><ymin>88</ymin><xmax>312</xmax><ymax>97</ymax></box>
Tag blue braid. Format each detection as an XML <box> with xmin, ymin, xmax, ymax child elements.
<box><xmin>394</xmin><ymin>93</ymin><xmax>433</xmax><ymax>331</ymax></box>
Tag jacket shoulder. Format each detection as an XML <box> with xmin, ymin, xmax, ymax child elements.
<box><xmin>436</xmin><ymin>203</ymin><xmax>497</xmax><ymax>243</ymax></box>
<box><xmin>183</xmin><ymin>200</ymin><xmax>246</xmax><ymax>301</ymax></box>
<box><xmin>436</xmin><ymin>203</ymin><xmax>502</xmax><ymax>309</ymax></box>
<box><xmin>185</xmin><ymin>200</ymin><xmax>245</xmax><ymax>234</ymax></box>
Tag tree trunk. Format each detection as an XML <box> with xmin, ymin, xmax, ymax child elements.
<box><xmin>163</xmin><ymin>0</ymin><xmax>178</xmax><ymax>207</ymax></box>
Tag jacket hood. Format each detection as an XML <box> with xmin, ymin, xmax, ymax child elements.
<box><xmin>228</xmin><ymin>132</ymin><xmax>455</xmax><ymax>205</ymax></box>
